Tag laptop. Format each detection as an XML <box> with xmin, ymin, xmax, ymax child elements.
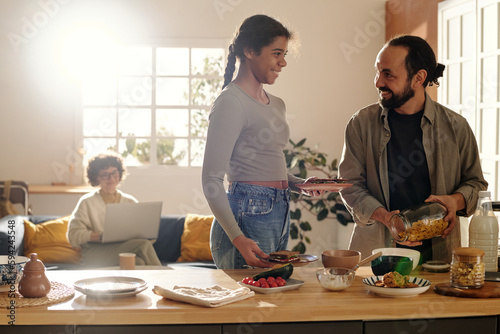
<box><xmin>100</xmin><ymin>201</ymin><xmax>163</xmax><ymax>243</ymax></box>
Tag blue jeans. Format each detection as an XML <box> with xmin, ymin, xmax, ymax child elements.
<box><xmin>210</xmin><ymin>182</ymin><xmax>291</xmax><ymax>269</ymax></box>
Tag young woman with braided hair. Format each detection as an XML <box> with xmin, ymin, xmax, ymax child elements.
<box><xmin>202</xmin><ymin>15</ymin><xmax>320</xmax><ymax>269</ymax></box>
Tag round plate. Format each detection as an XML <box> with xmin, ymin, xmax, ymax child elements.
<box><xmin>268</xmin><ymin>254</ymin><xmax>319</xmax><ymax>267</ymax></box>
<box><xmin>74</xmin><ymin>276</ymin><xmax>147</xmax><ymax>295</ymax></box>
<box><xmin>296</xmin><ymin>182</ymin><xmax>353</xmax><ymax>192</ymax></box>
<box><xmin>239</xmin><ymin>278</ymin><xmax>304</xmax><ymax>294</ymax></box>
<box><xmin>363</xmin><ymin>275</ymin><xmax>431</xmax><ymax>298</ymax></box>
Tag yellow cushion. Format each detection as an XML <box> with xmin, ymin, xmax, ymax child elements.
<box><xmin>177</xmin><ymin>214</ymin><xmax>214</xmax><ymax>262</ymax></box>
<box><xmin>24</xmin><ymin>216</ymin><xmax>81</xmax><ymax>264</ymax></box>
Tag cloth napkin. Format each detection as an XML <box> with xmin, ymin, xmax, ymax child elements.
<box><xmin>153</xmin><ymin>284</ymin><xmax>254</xmax><ymax>307</ymax></box>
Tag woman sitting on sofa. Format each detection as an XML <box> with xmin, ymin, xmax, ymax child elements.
<box><xmin>67</xmin><ymin>152</ymin><xmax>161</xmax><ymax>267</ymax></box>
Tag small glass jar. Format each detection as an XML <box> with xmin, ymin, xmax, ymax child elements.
<box><xmin>450</xmin><ymin>247</ymin><xmax>485</xmax><ymax>289</ymax></box>
<box><xmin>389</xmin><ymin>202</ymin><xmax>448</xmax><ymax>242</ymax></box>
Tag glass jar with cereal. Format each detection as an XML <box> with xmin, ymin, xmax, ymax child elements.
<box><xmin>450</xmin><ymin>247</ymin><xmax>485</xmax><ymax>289</ymax></box>
<box><xmin>389</xmin><ymin>202</ymin><xmax>448</xmax><ymax>242</ymax></box>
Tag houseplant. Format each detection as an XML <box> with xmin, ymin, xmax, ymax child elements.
<box><xmin>284</xmin><ymin>138</ymin><xmax>352</xmax><ymax>254</ymax></box>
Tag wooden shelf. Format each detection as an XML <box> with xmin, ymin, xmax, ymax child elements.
<box><xmin>29</xmin><ymin>184</ymin><xmax>95</xmax><ymax>195</ymax></box>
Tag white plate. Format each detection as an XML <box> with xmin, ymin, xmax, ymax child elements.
<box><xmin>74</xmin><ymin>276</ymin><xmax>147</xmax><ymax>295</ymax></box>
<box><xmin>78</xmin><ymin>285</ymin><xmax>148</xmax><ymax>298</ymax></box>
<box><xmin>239</xmin><ymin>278</ymin><xmax>305</xmax><ymax>294</ymax></box>
<box><xmin>363</xmin><ymin>276</ymin><xmax>431</xmax><ymax>298</ymax></box>
<box><xmin>296</xmin><ymin>182</ymin><xmax>353</xmax><ymax>192</ymax></box>
<box><xmin>268</xmin><ymin>254</ymin><xmax>319</xmax><ymax>267</ymax></box>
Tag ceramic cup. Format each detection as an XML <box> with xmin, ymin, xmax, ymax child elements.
<box><xmin>119</xmin><ymin>253</ymin><xmax>136</xmax><ymax>270</ymax></box>
<box><xmin>321</xmin><ymin>250</ymin><xmax>361</xmax><ymax>269</ymax></box>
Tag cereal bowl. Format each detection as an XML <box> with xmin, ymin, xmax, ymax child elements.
<box><xmin>321</xmin><ymin>250</ymin><xmax>361</xmax><ymax>269</ymax></box>
<box><xmin>0</xmin><ymin>255</ymin><xmax>29</xmax><ymax>292</ymax></box>
<box><xmin>316</xmin><ymin>267</ymin><xmax>356</xmax><ymax>291</ymax></box>
<box><xmin>372</xmin><ymin>248</ymin><xmax>421</xmax><ymax>269</ymax></box>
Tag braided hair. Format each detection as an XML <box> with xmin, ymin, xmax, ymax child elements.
<box><xmin>387</xmin><ymin>35</ymin><xmax>445</xmax><ymax>87</ymax></box>
<box><xmin>222</xmin><ymin>15</ymin><xmax>292</xmax><ymax>89</ymax></box>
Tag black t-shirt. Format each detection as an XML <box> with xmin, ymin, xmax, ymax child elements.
<box><xmin>387</xmin><ymin>108</ymin><xmax>432</xmax><ymax>262</ymax></box>
<box><xmin>387</xmin><ymin>108</ymin><xmax>431</xmax><ymax>210</ymax></box>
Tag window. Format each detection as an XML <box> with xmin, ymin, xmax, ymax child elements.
<box><xmin>81</xmin><ymin>41</ymin><xmax>225</xmax><ymax>167</ymax></box>
<box><xmin>438</xmin><ymin>0</ymin><xmax>500</xmax><ymax>199</ymax></box>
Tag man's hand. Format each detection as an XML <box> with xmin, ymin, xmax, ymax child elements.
<box><xmin>425</xmin><ymin>193</ymin><xmax>465</xmax><ymax>238</ymax></box>
<box><xmin>371</xmin><ymin>207</ymin><xmax>422</xmax><ymax>246</ymax></box>
<box><xmin>232</xmin><ymin>235</ymin><xmax>273</xmax><ymax>268</ymax></box>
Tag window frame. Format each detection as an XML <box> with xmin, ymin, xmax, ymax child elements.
<box><xmin>76</xmin><ymin>38</ymin><xmax>227</xmax><ymax>173</ymax></box>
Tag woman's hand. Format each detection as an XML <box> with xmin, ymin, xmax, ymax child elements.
<box><xmin>300</xmin><ymin>177</ymin><xmax>325</xmax><ymax>197</ymax></box>
<box><xmin>233</xmin><ymin>235</ymin><xmax>273</xmax><ymax>268</ymax></box>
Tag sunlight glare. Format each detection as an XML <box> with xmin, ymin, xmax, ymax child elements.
<box><xmin>59</xmin><ymin>22</ymin><xmax>120</xmax><ymax>83</ymax></box>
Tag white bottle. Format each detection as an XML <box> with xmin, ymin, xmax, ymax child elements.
<box><xmin>469</xmin><ymin>191</ymin><xmax>499</xmax><ymax>272</ymax></box>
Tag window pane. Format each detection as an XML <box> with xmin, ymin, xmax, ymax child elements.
<box><xmin>118</xmin><ymin>46</ymin><xmax>152</xmax><ymax>76</ymax></box>
<box><xmin>118</xmin><ymin>108</ymin><xmax>151</xmax><ymax>136</ymax></box>
<box><xmin>157</xmin><ymin>138</ymin><xmax>187</xmax><ymax>166</ymax></box>
<box><xmin>481</xmin><ymin>55</ymin><xmax>499</xmax><ymax>104</ymax></box>
<box><xmin>118</xmin><ymin>76</ymin><xmax>152</xmax><ymax>106</ymax></box>
<box><xmin>119</xmin><ymin>138</ymin><xmax>150</xmax><ymax>165</ymax></box>
<box><xmin>191</xmin><ymin>78</ymin><xmax>223</xmax><ymax>105</ymax></box>
<box><xmin>157</xmin><ymin>48</ymin><xmax>189</xmax><ymax>75</ymax></box>
<box><xmin>190</xmin><ymin>138</ymin><xmax>205</xmax><ymax>167</ymax></box>
<box><xmin>82</xmin><ymin>76</ymin><xmax>116</xmax><ymax>105</ymax></box>
<box><xmin>462</xmin><ymin>12</ymin><xmax>474</xmax><ymax>59</ymax></box>
<box><xmin>157</xmin><ymin>109</ymin><xmax>189</xmax><ymax>136</ymax></box>
<box><xmin>482</xmin><ymin>3</ymin><xmax>499</xmax><ymax>52</ymax></box>
<box><xmin>448</xmin><ymin>63</ymin><xmax>461</xmax><ymax>105</ymax></box>
<box><xmin>83</xmin><ymin>108</ymin><xmax>116</xmax><ymax>136</ymax></box>
<box><xmin>83</xmin><ymin>138</ymin><xmax>116</xmax><ymax>160</ymax></box>
<box><xmin>191</xmin><ymin>48</ymin><xmax>224</xmax><ymax>75</ymax></box>
<box><xmin>156</xmin><ymin>77</ymin><xmax>189</xmax><ymax>105</ymax></box>
<box><xmin>481</xmin><ymin>108</ymin><xmax>497</xmax><ymax>155</ymax></box>
<box><xmin>191</xmin><ymin>108</ymin><xmax>209</xmax><ymax>138</ymax></box>
<box><xmin>448</xmin><ymin>16</ymin><xmax>461</xmax><ymax>59</ymax></box>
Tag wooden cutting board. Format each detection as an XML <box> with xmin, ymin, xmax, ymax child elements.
<box><xmin>434</xmin><ymin>282</ymin><xmax>500</xmax><ymax>298</ymax></box>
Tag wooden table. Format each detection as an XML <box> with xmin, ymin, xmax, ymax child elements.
<box><xmin>1</xmin><ymin>267</ymin><xmax>500</xmax><ymax>334</ymax></box>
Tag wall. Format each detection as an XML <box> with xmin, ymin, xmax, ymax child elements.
<box><xmin>385</xmin><ymin>0</ymin><xmax>445</xmax><ymax>100</ymax></box>
<box><xmin>0</xmin><ymin>0</ymin><xmax>387</xmax><ymax>254</ymax></box>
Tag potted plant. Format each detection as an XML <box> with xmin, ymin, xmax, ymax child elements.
<box><xmin>284</xmin><ymin>138</ymin><xmax>353</xmax><ymax>254</ymax></box>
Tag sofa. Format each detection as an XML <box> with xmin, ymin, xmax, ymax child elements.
<box><xmin>0</xmin><ymin>214</ymin><xmax>216</xmax><ymax>270</ymax></box>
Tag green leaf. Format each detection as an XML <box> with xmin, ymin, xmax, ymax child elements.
<box><xmin>305</xmin><ymin>236</ymin><xmax>311</xmax><ymax>244</ymax></box>
<box><xmin>290</xmin><ymin>209</ymin><xmax>301</xmax><ymax>220</ymax></box>
<box><xmin>296</xmin><ymin>138</ymin><xmax>306</xmax><ymax>147</ymax></box>
<box><xmin>289</xmin><ymin>223</ymin><xmax>298</xmax><ymax>239</ymax></box>
<box><xmin>300</xmin><ymin>221</ymin><xmax>312</xmax><ymax>231</ymax></box>
<box><xmin>292</xmin><ymin>242</ymin><xmax>306</xmax><ymax>254</ymax></box>
<box><xmin>327</xmin><ymin>193</ymin><xmax>337</xmax><ymax>201</ymax></box>
<box><xmin>317</xmin><ymin>208</ymin><xmax>329</xmax><ymax>221</ymax></box>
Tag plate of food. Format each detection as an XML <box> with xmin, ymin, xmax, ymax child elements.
<box><xmin>363</xmin><ymin>272</ymin><xmax>431</xmax><ymax>298</ymax></box>
<box><xmin>296</xmin><ymin>178</ymin><xmax>353</xmax><ymax>192</ymax></box>
<box><xmin>74</xmin><ymin>276</ymin><xmax>148</xmax><ymax>297</ymax></box>
<box><xmin>268</xmin><ymin>251</ymin><xmax>318</xmax><ymax>267</ymax></box>
<box><xmin>239</xmin><ymin>278</ymin><xmax>305</xmax><ymax>294</ymax></box>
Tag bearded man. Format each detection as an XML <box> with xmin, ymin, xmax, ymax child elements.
<box><xmin>338</xmin><ymin>35</ymin><xmax>487</xmax><ymax>263</ymax></box>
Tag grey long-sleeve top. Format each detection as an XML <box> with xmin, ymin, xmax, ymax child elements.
<box><xmin>202</xmin><ymin>83</ymin><xmax>303</xmax><ymax>242</ymax></box>
<box><xmin>338</xmin><ymin>93</ymin><xmax>487</xmax><ymax>261</ymax></box>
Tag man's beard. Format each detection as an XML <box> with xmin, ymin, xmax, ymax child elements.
<box><xmin>378</xmin><ymin>80</ymin><xmax>415</xmax><ymax>109</ymax></box>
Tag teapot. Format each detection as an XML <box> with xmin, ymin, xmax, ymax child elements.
<box><xmin>18</xmin><ymin>253</ymin><xmax>51</xmax><ymax>298</ymax></box>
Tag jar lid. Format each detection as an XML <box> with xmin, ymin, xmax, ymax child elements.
<box><xmin>453</xmin><ymin>247</ymin><xmax>485</xmax><ymax>257</ymax></box>
<box><xmin>479</xmin><ymin>190</ymin><xmax>491</xmax><ymax>197</ymax></box>
<box><xmin>23</xmin><ymin>253</ymin><xmax>46</xmax><ymax>272</ymax></box>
